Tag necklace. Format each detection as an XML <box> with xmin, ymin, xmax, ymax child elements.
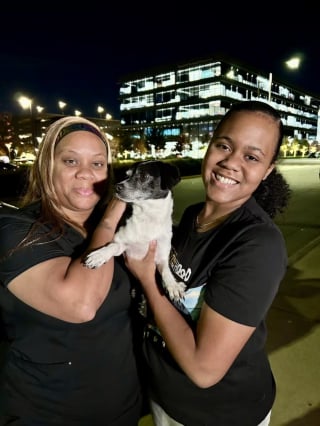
<box><xmin>195</xmin><ymin>213</ymin><xmax>230</xmax><ymax>231</ymax></box>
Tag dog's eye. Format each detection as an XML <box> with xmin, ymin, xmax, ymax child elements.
<box><xmin>138</xmin><ymin>171</ymin><xmax>147</xmax><ymax>181</ymax></box>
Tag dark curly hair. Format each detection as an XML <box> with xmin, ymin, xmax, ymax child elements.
<box><xmin>253</xmin><ymin>168</ymin><xmax>291</xmax><ymax>218</ymax></box>
<box><xmin>217</xmin><ymin>100</ymin><xmax>292</xmax><ymax>218</ymax></box>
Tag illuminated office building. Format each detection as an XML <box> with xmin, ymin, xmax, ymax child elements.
<box><xmin>119</xmin><ymin>57</ymin><xmax>320</xmax><ymax>145</ymax></box>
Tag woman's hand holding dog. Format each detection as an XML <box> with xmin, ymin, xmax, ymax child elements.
<box><xmin>125</xmin><ymin>241</ymin><xmax>158</xmax><ymax>292</ymax></box>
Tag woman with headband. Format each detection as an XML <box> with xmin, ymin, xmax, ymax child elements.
<box><xmin>0</xmin><ymin>116</ymin><xmax>142</xmax><ymax>425</ymax></box>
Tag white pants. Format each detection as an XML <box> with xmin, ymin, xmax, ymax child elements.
<box><xmin>150</xmin><ymin>399</ymin><xmax>272</xmax><ymax>426</ymax></box>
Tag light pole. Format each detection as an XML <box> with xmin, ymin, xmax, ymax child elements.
<box><xmin>97</xmin><ymin>106</ymin><xmax>104</xmax><ymax>118</ymax></box>
<box><xmin>58</xmin><ymin>101</ymin><xmax>67</xmax><ymax>115</ymax></box>
<box><xmin>18</xmin><ymin>95</ymin><xmax>35</xmax><ymax>145</ymax></box>
<box><xmin>267</xmin><ymin>73</ymin><xmax>273</xmax><ymax>103</ymax></box>
<box><xmin>18</xmin><ymin>96</ymin><xmax>32</xmax><ymax>114</ymax></box>
<box><xmin>268</xmin><ymin>56</ymin><xmax>301</xmax><ymax>103</ymax></box>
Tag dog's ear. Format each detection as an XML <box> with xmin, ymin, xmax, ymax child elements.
<box><xmin>159</xmin><ymin>162</ymin><xmax>181</xmax><ymax>190</ymax></box>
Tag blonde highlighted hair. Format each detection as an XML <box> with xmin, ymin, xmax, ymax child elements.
<box><xmin>21</xmin><ymin>116</ymin><xmax>114</xmax><ymax>236</ymax></box>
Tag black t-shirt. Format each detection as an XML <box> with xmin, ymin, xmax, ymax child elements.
<box><xmin>0</xmin><ymin>203</ymin><xmax>142</xmax><ymax>425</ymax></box>
<box><xmin>143</xmin><ymin>197</ymin><xmax>287</xmax><ymax>426</ymax></box>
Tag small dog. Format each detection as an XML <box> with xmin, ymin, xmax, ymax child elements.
<box><xmin>84</xmin><ymin>160</ymin><xmax>186</xmax><ymax>301</ymax></box>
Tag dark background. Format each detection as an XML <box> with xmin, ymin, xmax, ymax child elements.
<box><xmin>0</xmin><ymin>3</ymin><xmax>318</xmax><ymax>118</ymax></box>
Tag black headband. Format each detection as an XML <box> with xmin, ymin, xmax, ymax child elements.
<box><xmin>56</xmin><ymin>123</ymin><xmax>108</xmax><ymax>145</ymax></box>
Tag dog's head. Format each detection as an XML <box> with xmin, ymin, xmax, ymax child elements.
<box><xmin>115</xmin><ymin>160</ymin><xmax>181</xmax><ymax>202</ymax></box>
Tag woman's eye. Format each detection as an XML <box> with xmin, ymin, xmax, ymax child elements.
<box><xmin>64</xmin><ymin>159</ymin><xmax>77</xmax><ymax>165</ymax></box>
<box><xmin>246</xmin><ymin>154</ymin><xmax>259</xmax><ymax>162</ymax></box>
<box><xmin>215</xmin><ymin>143</ymin><xmax>230</xmax><ymax>151</ymax></box>
<box><xmin>93</xmin><ymin>162</ymin><xmax>105</xmax><ymax>168</ymax></box>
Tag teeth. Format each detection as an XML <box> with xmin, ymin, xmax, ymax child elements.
<box><xmin>216</xmin><ymin>174</ymin><xmax>236</xmax><ymax>185</ymax></box>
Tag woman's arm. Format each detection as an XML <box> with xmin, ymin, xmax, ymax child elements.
<box><xmin>125</xmin><ymin>242</ymin><xmax>255</xmax><ymax>388</ymax></box>
<box><xmin>7</xmin><ymin>198</ymin><xmax>126</xmax><ymax>323</ymax></box>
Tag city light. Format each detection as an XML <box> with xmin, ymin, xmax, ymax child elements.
<box><xmin>58</xmin><ymin>101</ymin><xmax>67</xmax><ymax>115</ymax></box>
<box><xmin>17</xmin><ymin>96</ymin><xmax>34</xmax><ymax>145</ymax></box>
<box><xmin>268</xmin><ymin>57</ymin><xmax>301</xmax><ymax>103</ymax></box>
<box><xmin>18</xmin><ymin>96</ymin><xmax>32</xmax><ymax>112</ymax></box>
<box><xmin>285</xmin><ymin>57</ymin><xmax>301</xmax><ymax>70</ymax></box>
<box><xmin>97</xmin><ymin>105</ymin><xmax>105</xmax><ymax>117</ymax></box>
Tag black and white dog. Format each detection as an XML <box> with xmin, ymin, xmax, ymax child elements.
<box><xmin>84</xmin><ymin>160</ymin><xmax>186</xmax><ymax>301</ymax></box>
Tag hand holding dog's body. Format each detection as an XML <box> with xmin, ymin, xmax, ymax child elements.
<box><xmin>87</xmin><ymin>196</ymin><xmax>172</xmax><ymax>261</ymax></box>
<box><xmin>85</xmin><ymin>194</ymin><xmax>185</xmax><ymax>300</ymax></box>
<box><xmin>84</xmin><ymin>160</ymin><xmax>186</xmax><ymax>301</ymax></box>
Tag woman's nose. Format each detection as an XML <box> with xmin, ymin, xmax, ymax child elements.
<box><xmin>76</xmin><ymin>165</ymin><xmax>94</xmax><ymax>179</ymax></box>
<box><xmin>219</xmin><ymin>152</ymin><xmax>240</xmax><ymax>171</ymax></box>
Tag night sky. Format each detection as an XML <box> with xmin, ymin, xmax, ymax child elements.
<box><xmin>0</xmin><ymin>4</ymin><xmax>318</xmax><ymax>119</ymax></box>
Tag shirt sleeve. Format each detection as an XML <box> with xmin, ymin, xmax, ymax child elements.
<box><xmin>0</xmin><ymin>216</ymin><xmax>77</xmax><ymax>287</ymax></box>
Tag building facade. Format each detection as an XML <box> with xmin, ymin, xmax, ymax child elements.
<box><xmin>118</xmin><ymin>58</ymin><xmax>320</xmax><ymax>152</ymax></box>
<box><xmin>7</xmin><ymin>113</ymin><xmax>120</xmax><ymax>161</ymax></box>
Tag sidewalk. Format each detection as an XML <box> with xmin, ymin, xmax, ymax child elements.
<box><xmin>265</xmin><ymin>226</ymin><xmax>320</xmax><ymax>425</ymax></box>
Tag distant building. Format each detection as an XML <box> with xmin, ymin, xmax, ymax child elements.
<box><xmin>118</xmin><ymin>57</ymin><xmax>320</xmax><ymax>148</ymax></box>
<box><xmin>10</xmin><ymin>113</ymin><xmax>121</xmax><ymax>159</ymax></box>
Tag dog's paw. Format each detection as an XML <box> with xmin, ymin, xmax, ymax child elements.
<box><xmin>165</xmin><ymin>281</ymin><xmax>186</xmax><ymax>302</ymax></box>
<box><xmin>83</xmin><ymin>249</ymin><xmax>108</xmax><ymax>269</ymax></box>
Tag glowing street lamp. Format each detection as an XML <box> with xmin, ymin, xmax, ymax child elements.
<box><xmin>97</xmin><ymin>105</ymin><xmax>104</xmax><ymax>118</ymax></box>
<box><xmin>58</xmin><ymin>101</ymin><xmax>67</xmax><ymax>115</ymax></box>
<box><xmin>36</xmin><ymin>106</ymin><xmax>44</xmax><ymax>113</ymax></box>
<box><xmin>18</xmin><ymin>96</ymin><xmax>35</xmax><ymax>144</ymax></box>
<box><xmin>74</xmin><ymin>110</ymin><xmax>82</xmax><ymax>117</ymax></box>
<box><xmin>18</xmin><ymin>96</ymin><xmax>32</xmax><ymax>113</ymax></box>
<box><xmin>285</xmin><ymin>57</ymin><xmax>301</xmax><ymax>70</ymax></box>
<box><xmin>268</xmin><ymin>56</ymin><xmax>301</xmax><ymax>103</ymax></box>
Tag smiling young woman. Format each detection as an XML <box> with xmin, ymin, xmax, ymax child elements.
<box><xmin>125</xmin><ymin>100</ymin><xmax>291</xmax><ymax>426</ymax></box>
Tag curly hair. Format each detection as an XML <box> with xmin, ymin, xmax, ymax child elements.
<box><xmin>253</xmin><ymin>168</ymin><xmax>291</xmax><ymax>218</ymax></box>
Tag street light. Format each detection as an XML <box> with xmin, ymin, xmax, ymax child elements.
<box><xmin>18</xmin><ymin>95</ymin><xmax>34</xmax><ymax>145</ymax></box>
<box><xmin>285</xmin><ymin>57</ymin><xmax>300</xmax><ymax>70</ymax></box>
<box><xmin>18</xmin><ymin>95</ymin><xmax>32</xmax><ymax>113</ymax></box>
<box><xmin>268</xmin><ymin>56</ymin><xmax>301</xmax><ymax>103</ymax></box>
<box><xmin>97</xmin><ymin>105</ymin><xmax>104</xmax><ymax>118</ymax></box>
<box><xmin>58</xmin><ymin>101</ymin><xmax>67</xmax><ymax>115</ymax></box>
<box><xmin>74</xmin><ymin>110</ymin><xmax>82</xmax><ymax>116</ymax></box>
